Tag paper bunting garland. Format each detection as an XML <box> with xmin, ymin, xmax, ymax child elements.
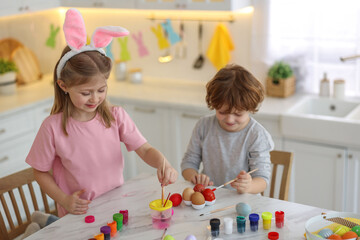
<box><xmin>161</xmin><ymin>19</ymin><xmax>181</xmax><ymax>45</ymax></box>
<box><xmin>105</xmin><ymin>40</ymin><xmax>114</xmax><ymax>60</ymax></box>
<box><xmin>117</xmin><ymin>36</ymin><xmax>131</xmax><ymax>61</ymax></box>
<box><xmin>131</xmin><ymin>31</ymin><xmax>149</xmax><ymax>57</ymax></box>
<box><xmin>151</xmin><ymin>24</ymin><xmax>170</xmax><ymax>50</ymax></box>
<box><xmin>45</xmin><ymin>24</ymin><xmax>60</xmax><ymax>49</ymax></box>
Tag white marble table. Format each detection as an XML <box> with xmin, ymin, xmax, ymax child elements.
<box><xmin>25</xmin><ymin>174</ymin><xmax>330</xmax><ymax>240</ymax></box>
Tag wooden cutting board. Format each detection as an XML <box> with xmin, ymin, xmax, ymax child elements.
<box><xmin>0</xmin><ymin>38</ymin><xmax>24</xmax><ymax>61</ymax></box>
<box><xmin>11</xmin><ymin>46</ymin><xmax>42</xmax><ymax>85</ymax></box>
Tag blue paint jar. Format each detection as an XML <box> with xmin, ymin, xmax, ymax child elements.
<box><xmin>236</xmin><ymin>216</ymin><xmax>246</xmax><ymax>233</ymax></box>
<box><xmin>249</xmin><ymin>213</ymin><xmax>260</xmax><ymax>232</ymax></box>
<box><xmin>210</xmin><ymin>218</ymin><xmax>220</xmax><ymax>237</ymax></box>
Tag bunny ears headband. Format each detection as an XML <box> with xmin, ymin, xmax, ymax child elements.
<box><xmin>56</xmin><ymin>8</ymin><xmax>129</xmax><ymax>79</ymax></box>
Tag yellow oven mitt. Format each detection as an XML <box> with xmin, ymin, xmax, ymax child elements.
<box><xmin>206</xmin><ymin>23</ymin><xmax>234</xmax><ymax>70</ymax></box>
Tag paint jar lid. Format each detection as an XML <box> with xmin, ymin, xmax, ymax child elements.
<box><xmin>262</xmin><ymin>212</ymin><xmax>273</xmax><ymax>220</ymax></box>
<box><xmin>100</xmin><ymin>226</ymin><xmax>111</xmax><ymax>234</ymax></box>
<box><xmin>149</xmin><ymin>199</ymin><xmax>172</xmax><ymax>211</ymax></box>
<box><xmin>210</xmin><ymin>218</ymin><xmax>221</xmax><ymax>227</ymax></box>
<box><xmin>113</xmin><ymin>213</ymin><xmax>123</xmax><ymax>221</ymax></box>
<box><xmin>85</xmin><ymin>215</ymin><xmax>95</xmax><ymax>223</ymax></box>
<box><xmin>237</xmin><ymin>216</ymin><xmax>246</xmax><ymax>222</ymax></box>
<box><xmin>249</xmin><ymin>213</ymin><xmax>260</xmax><ymax>221</ymax></box>
<box><xmin>268</xmin><ymin>231</ymin><xmax>279</xmax><ymax>240</ymax></box>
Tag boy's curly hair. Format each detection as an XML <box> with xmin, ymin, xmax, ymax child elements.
<box><xmin>206</xmin><ymin>64</ymin><xmax>264</xmax><ymax>113</ymax></box>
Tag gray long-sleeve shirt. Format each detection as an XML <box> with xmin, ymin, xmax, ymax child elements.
<box><xmin>181</xmin><ymin>115</ymin><xmax>274</xmax><ymax>189</ymax></box>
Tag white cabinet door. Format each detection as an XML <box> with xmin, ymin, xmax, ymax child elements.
<box><xmin>284</xmin><ymin>139</ymin><xmax>346</xmax><ymax>211</ymax></box>
<box><xmin>171</xmin><ymin>109</ymin><xmax>211</xmax><ymax>174</ymax></box>
<box><xmin>123</xmin><ymin>103</ymin><xmax>171</xmax><ymax>176</ymax></box>
<box><xmin>33</xmin><ymin>99</ymin><xmax>53</xmax><ymax>132</ymax></box>
<box><xmin>345</xmin><ymin>149</ymin><xmax>360</xmax><ymax>213</ymax></box>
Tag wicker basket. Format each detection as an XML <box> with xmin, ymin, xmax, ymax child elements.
<box><xmin>266</xmin><ymin>76</ymin><xmax>295</xmax><ymax>98</ymax></box>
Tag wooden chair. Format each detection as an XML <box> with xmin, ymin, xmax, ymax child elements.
<box><xmin>265</xmin><ymin>150</ymin><xmax>294</xmax><ymax>201</ymax></box>
<box><xmin>0</xmin><ymin>168</ymin><xmax>57</xmax><ymax>240</ymax></box>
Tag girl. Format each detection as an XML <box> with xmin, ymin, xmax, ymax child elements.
<box><xmin>181</xmin><ymin>64</ymin><xmax>273</xmax><ymax>194</ymax></box>
<box><xmin>26</xmin><ymin>8</ymin><xmax>178</xmax><ymax>217</ymax></box>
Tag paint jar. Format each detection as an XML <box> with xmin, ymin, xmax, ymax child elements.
<box><xmin>115</xmin><ymin>61</ymin><xmax>126</xmax><ymax>81</ymax></box>
<box><xmin>236</xmin><ymin>216</ymin><xmax>246</xmax><ymax>233</ymax></box>
<box><xmin>149</xmin><ymin>199</ymin><xmax>173</xmax><ymax>229</ymax></box>
<box><xmin>113</xmin><ymin>213</ymin><xmax>123</xmax><ymax>231</ymax></box>
<box><xmin>249</xmin><ymin>213</ymin><xmax>260</xmax><ymax>232</ymax></box>
<box><xmin>100</xmin><ymin>226</ymin><xmax>111</xmax><ymax>240</ymax></box>
<box><xmin>119</xmin><ymin>210</ymin><xmax>128</xmax><ymax>225</ymax></box>
<box><xmin>268</xmin><ymin>231</ymin><xmax>279</xmax><ymax>240</ymax></box>
<box><xmin>93</xmin><ymin>234</ymin><xmax>104</xmax><ymax>240</ymax></box>
<box><xmin>210</xmin><ymin>218</ymin><xmax>221</xmax><ymax>237</ymax></box>
<box><xmin>275</xmin><ymin>211</ymin><xmax>284</xmax><ymax>228</ymax></box>
<box><xmin>224</xmin><ymin>217</ymin><xmax>233</xmax><ymax>234</ymax></box>
<box><xmin>262</xmin><ymin>212</ymin><xmax>272</xmax><ymax>230</ymax></box>
<box><xmin>107</xmin><ymin>221</ymin><xmax>117</xmax><ymax>237</ymax></box>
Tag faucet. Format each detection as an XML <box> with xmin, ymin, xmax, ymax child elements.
<box><xmin>340</xmin><ymin>54</ymin><xmax>360</xmax><ymax>62</ymax></box>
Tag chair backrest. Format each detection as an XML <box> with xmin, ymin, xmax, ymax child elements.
<box><xmin>268</xmin><ymin>150</ymin><xmax>294</xmax><ymax>201</ymax></box>
<box><xmin>0</xmin><ymin>168</ymin><xmax>57</xmax><ymax>240</ymax></box>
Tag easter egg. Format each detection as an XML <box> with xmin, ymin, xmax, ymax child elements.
<box><xmin>235</xmin><ymin>202</ymin><xmax>251</xmax><ymax>217</ymax></box>
<box><xmin>169</xmin><ymin>193</ymin><xmax>182</xmax><ymax>207</ymax></box>
<box><xmin>191</xmin><ymin>192</ymin><xmax>205</xmax><ymax>205</ymax></box>
<box><xmin>193</xmin><ymin>184</ymin><xmax>205</xmax><ymax>193</ymax></box>
<box><xmin>182</xmin><ymin>188</ymin><xmax>195</xmax><ymax>201</ymax></box>
<box><xmin>318</xmin><ymin>228</ymin><xmax>333</xmax><ymax>238</ymax></box>
<box><xmin>184</xmin><ymin>235</ymin><xmax>197</xmax><ymax>240</ymax></box>
<box><xmin>351</xmin><ymin>225</ymin><xmax>360</xmax><ymax>236</ymax></box>
<box><xmin>334</xmin><ymin>225</ymin><xmax>350</xmax><ymax>236</ymax></box>
<box><xmin>202</xmin><ymin>188</ymin><xmax>215</xmax><ymax>201</ymax></box>
<box><xmin>327</xmin><ymin>234</ymin><xmax>342</xmax><ymax>239</ymax></box>
<box><xmin>164</xmin><ymin>235</ymin><xmax>175</xmax><ymax>240</ymax></box>
<box><xmin>342</xmin><ymin>231</ymin><xmax>358</xmax><ymax>239</ymax></box>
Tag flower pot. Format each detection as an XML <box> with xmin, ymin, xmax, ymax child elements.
<box><xmin>0</xmin><ymin>71</ymin><xmax>17</xmax><ymax>95</ymax></box>
<box><xmin>266</xmin><ymin>76</ymin><xmax>295</xmax><ymax>98</ymax></box>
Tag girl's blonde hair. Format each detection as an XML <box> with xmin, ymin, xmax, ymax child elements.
<box><xmin>206</xmin><ymin>64</ymin><xmax>264</xmax><ymax>113</ymax></box>
<box><xmin>51</xmin><ymin>46</ymin><xmax>114</xmax><ymax>135</ymax></box>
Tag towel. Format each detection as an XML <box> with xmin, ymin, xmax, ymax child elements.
<box><xmin>206</xmin><ymin>23</ymin><xmax>234</xmax><ymax>70</ymax></box>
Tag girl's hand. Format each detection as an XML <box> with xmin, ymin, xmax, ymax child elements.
<box><xmin>190</xmin><ymin>174</ymin><xmax>214</xmax><ymax>187</ymax></box>
<box><xmin>158</xmin><ymin>165</ymin><xmax>178</xmax><ymax>186</ymax></box>
<box><xmin>63</xmin><ymin>189</ymin><xmax>91</xmax><ymax>215</ymax></box>
<box><xmin>230</xmin><ymin>170</ymin><xmax>252</xmax><ymax>194</ymax></box>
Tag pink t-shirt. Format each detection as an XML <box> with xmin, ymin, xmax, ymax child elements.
<box><xmin>26</xmin><ymin>106</ymin><xmax>146</xmax><ymax>217</ymax></box>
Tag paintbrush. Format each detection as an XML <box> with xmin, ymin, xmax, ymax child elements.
<box><xmin>161</xmin><ymin>228</ymin><xmax>167</xmax><ymax>240</ymax></box>
<box><xmin>200</xmin><ymin>204</ymin><xmax>236</xmax><ymax>216</ymax></box>
<box><xmin>161</xmin><ymin>157</ymin><xmax>165</xmax><ymax>205</ymax></box>
<box><xmin>163</xmin><ymin>192</ymin><xmax>171</xmax><ymax>207</ymax></box>
<box><xmin>212</xmin><ymin>168</ymin><xmax>259</xmax><ymax>191</ymax></box>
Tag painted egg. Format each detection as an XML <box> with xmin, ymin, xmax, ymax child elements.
<box><xmin>193</xmin><ymin>184</ymin><xmax>205</xmax><ymax>193</ymax></box>
<box><xmin>184</xmin><ymin>235</ymin><xmax>197</xmax><ymax>240</ymax></box>
<box><xmin>182</xmin><ymin>187</ymin><xmax>195</xmax><ymax>201</ymax></box>
<box><xmin>164</xmin><ymin>235</ymin><xmax>175</xmax><ymax>240</ymax></box>
<box><xmin>191</xmin><ymin>192</ymin><xmax>205</xmax><ymax>205</ymax></box>
<box><xmin>235</xmin><ymin>202</ymin><xmax>251</xmax><ymax>217</ymax></box>
<box><xmin>351</xmin><ymin>225</ymin><xmax>360</xmax><ymax>236</ymax></box>
<box><xmin>169</xmin><ymin>193</ymin><xmax>182</xmax><ymax>207</ymax></box>
<box><xmin>342</xmin><ymin>231</ymin><xmax>359</xmax><ymax>239</ymax></box>
<box><xmin>327</xmin><ymin>234</ymin><xmax>342</xmax><ymax>239</ymax></box>
<box><xmin>318</xmin><ymin>228</ymin><xmax>333</xmax><ymax>238</ymax></box>
<box><xmin>334</xmin><ymin>225</ymin><xmax>350</xmax><ymax>236</ymax></box>
<box><xmin>202</xmin><ymin>188</ymin><xmax>215</xmax><ymax>201</ymax></box>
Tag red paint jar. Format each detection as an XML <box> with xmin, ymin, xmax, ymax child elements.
<box><xmin>275</xmin><ymin>211</ymin><xmax>285</xmax><ymax>228</ymax></box>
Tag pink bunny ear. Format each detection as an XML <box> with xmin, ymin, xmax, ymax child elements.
<box><xmin>63</xmin><ymin>8</ymin><xmax>87</xmax><ymax>50</ymax></box>
<box><xmin>91</xmin><ymin>26</ymin><xmax>129</xmax><ymax>48</ymax></box>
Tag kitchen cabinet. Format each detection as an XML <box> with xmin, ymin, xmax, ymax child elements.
<box><xmin>283</xmin><ymin>139</ymin><xmax>346</xmax><ymax>211</ymax></box>
<box><xmin>0</xmin><ymin>0</ymin><xmax>60</xmax><ymax>17</ymax></box>
<box><xmin>137</xmin><ymin>0</ymin><xmax>252</xmax><ymax>11</ymax></box>
<box><xmin>33</xmin><ymin>99</ymin><xmax>52</xmax><ymax>131</ymax></box>
<box><xmin>345</xmin><ymin>149</ymin><xmax>360</xmax><ymax>213</ymax></box>
<box><xmin>61</xmin><ymin>0</ymin><xmax>136</xmax><ymax>9</ymax></box>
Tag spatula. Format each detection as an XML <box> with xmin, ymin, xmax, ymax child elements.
<box><xmin>193</xmin><ymin>22</ymin><xmax>204</xmax><ymax>69</ymax></box>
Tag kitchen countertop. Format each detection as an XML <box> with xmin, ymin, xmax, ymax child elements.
<box><xmin>25</xmin><ymin>173</ymin><xmax>331</xmax><ymax>240</ymax></box>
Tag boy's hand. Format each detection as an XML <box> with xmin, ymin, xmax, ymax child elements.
<box><xmin>158</xmin><ymin>165</ymin><xmax>178</xmax><ymax>186</ymax></box>
<box><xmin>231</xmin><ymin>170</ymin><xmax>252</xmax><ymax>194</ymax></box>
<box><xmin>63</xmin><ymin>189</ymin><xmax>91</xmax><ymax>215</ymax></box>
<box><xmin>190</xmin><ymin>174</ymin><xmax>214</xmax><ymax>187</ymax></box>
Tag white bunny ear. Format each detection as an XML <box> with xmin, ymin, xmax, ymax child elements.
<box><xmin>91</xmin><ymin>26</ymin><xmax>129</xmax><ymax>48</ymax></box>
<box><xmin>63</xmin><ymin>8</ymin><xmax>87</xmax><ymax>50</ymax></box>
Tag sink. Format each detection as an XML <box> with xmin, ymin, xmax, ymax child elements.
<box><xmin>287</xmin><ymin>97</ymin><xmax>359</xmax><ymax>118</ymax></box>
<box><xmin>281</xmin><ymin>96</ymin><xmax>360</xmax><ymax>146</ymax></box>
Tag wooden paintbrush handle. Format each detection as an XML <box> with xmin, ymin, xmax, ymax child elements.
<box><xmin>211</xmin><ymin>204</ymin><xmax>236</xmax><ymax>214</ymax></box>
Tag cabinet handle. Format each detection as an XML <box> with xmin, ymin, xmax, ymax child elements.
<box><xmin>337</xmin><ymin>153</ymin><xmax>342</xmax><ymax>158</ymax></box>
<box><xmin>182</xmin><ymin>113</ymin><xmax>202</xmax><ymax>119</ymax></box>
<box><xmin>0</xmin><ymin>156</ymin><xmax>9</xmax><ymax>163</ymax></box>
<box><xmin>134</xmin><ymin>107</ymin><xmax>156</xmax><ymax>113</ymax></box>
<box><xmin>349</xmin><ymin>154</ymin><xmax>353</xmax><ymax>159</ymax></box>
<box><xmin>0</xmin><ymin>128</ymin><xmax>5</xmax><ymax>135</ymax></box>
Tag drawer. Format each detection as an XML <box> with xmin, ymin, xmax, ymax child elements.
<box><xmin>0</xmin><ymin>132</ymin><xmax>35</xmax><ymax>178</ymax></box>
<box><xmin>0</xmin><ymin>110</ymin><xmax>35</xmax><ymax>143</ymax></box>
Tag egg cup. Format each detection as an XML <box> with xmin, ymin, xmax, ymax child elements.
<box><xmin>192</xmin><ymin>203</ymin><xmax>205</xmax><ymax>210</ymax></box>
<box><xmin>183</xmin><ymin>200</ymin><xmax>192</xmax><ymax>206</ymax></box>
<box><xmin>205</xmin><ymin>199</ymin><xmax>216</xmax><ymax>206</ymax></box>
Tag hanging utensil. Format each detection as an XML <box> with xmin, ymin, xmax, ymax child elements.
<box><xmin>175</xmin><ymin>21</ymin><xmax>186</xmax><ymax>59</ymax></box>
<box><xmin>193</xmin><ymin>22</ymin><xmax>204</xmax><ymax>69</ymax></box>
<box><xmin>158</xmin><ymin>29</ymin><xmax>173</xmax><ymax>63</ymax></box>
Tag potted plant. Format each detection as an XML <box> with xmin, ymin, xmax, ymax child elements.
<box><xmin>266</xmin><ymin>61</ymin><xmax>295</xmax><ymax>98</ymax></box>
<box><xmin>0</xmin><ymin>59</ymin><xmax>17</xmax><ymax>95</ymax></box>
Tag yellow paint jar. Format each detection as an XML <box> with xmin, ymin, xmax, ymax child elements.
<box><xmin>262</xmin><ymin>212</ymin><xmax>273</xmax><ymax>230</ymax></box>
